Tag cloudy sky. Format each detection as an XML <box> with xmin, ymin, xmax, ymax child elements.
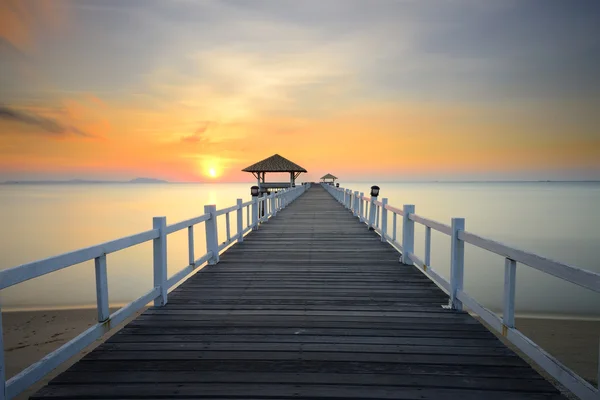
<box><xmin>1</xmin><ymin>0</ymin><xmax>598</xmax><ymax>182</ymax></box>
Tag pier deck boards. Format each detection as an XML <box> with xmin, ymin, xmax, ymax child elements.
<box><xmin>32</xmin><ymin>186</ymin><xmax>563</xmax><ymax>399</ymax></box>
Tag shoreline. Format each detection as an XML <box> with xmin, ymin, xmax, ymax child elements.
<box><xmin>3</xmin><ymin>308</ymin><xmax>598</xmax><ymax>399</ymax></box>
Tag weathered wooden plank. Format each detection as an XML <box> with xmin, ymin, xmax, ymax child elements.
<box><xmin>107</xmin><ymin>334</ymin><xmax>503</xmax><ymax>347</ymax></box>
<box><xmin>50</xmin><ymin>371</ymin><xmax>554</xmax><ymax>392</ymax></box>
<box><xmin>32</xmin><ymin>383</ymin><xmax>563</xmax><ymax>399</ymax></box>
<box><xmin>68</xmin><ymin>359</ymin><xmax>540</xmax><ymax>378</ymax></box>
<box><xmin>142</xmin><ymin>309</ymin><xmax>471</xmax><ymax>319</ymax></box>
<box><xmin>97</xmin><ymin>342</ymin><xmax>515</xmax><ymax>357</ymax></box>
<box><xmin>115</xmin><ymin>326</ymin><xmax>497</xmax><ymax>338</ymax></box>
<box><xmin>126</xmin><ymin>320</ymin><xmax>488</xmax><ymax>332</ymax></box>
<box><xmin>82</xmin><ymin>350</ymin><xmax>529</xmax><ymax>367</ymax></box>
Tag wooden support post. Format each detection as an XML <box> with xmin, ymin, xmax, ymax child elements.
<box><xmin>450</xmin><ymin>217</ymin><xmax>465</xmax><ymax>311</ymax></box>
<box><xmin>271</xmin><ymin>193</ymin><xmax>276</xmax><ymax>216</ymax></box>
<box><xmin>353</xmin><ymin>191</ymin><xmax>359</xmax><ymax>216</ymax></box>
<box><xmin>153</xmin><ymin>216</ymin><xmax>167</xmax><ymax>306</ymax></box>
<box><xmin>381</xmin><ymin>198</ymin><xmax>388</xmax><ymax>242</ymax></box>
<box><xmin>368</xmin><ymin>196</ymin><xmax>377</xmax><ymax>229</ymax></box>
<box><xmin>236</xmin><ymin>199</ymin><xmax>244</xmax><ymax>243</ymax></box>
<box><xmin>359</xmin><ymin>192</ymin><xmax>364</xmax><ymax>222</ymax></box>
<box><xmin>392</xmin><ymin>213</ymin><xmax>397</xmax><ymax>241</ymax></box>
<box><xmin>94</xmin><ymin>254</ymin><xmax>109</xmax><ymax>322</ymax></box>
<box><xmin>204</xmin><ymin>205</ymin><xmax>219</xmax><ymax>265</ymax></box>
<box><xmin>503</xmin><ymin>258</ymin><xmax>517</xmax><ymax>328</ymax></box>
<box><xmin>252</xmin><ymin>197</ymin><xmax>259</xmax><ymax>229</ymax></box>
<box><xmin>1</xmin><ymin>307</ymin><xmax>6</xmax><ymax>400</ymax></box>
<box><xmin>225</xmin><ymin>212</ymin><xmax>231</xmax><ymax>241</ymax></box>
<box><xmin>425</xmin><ymin>226</ymin><xmax>431</xmax><ymax>267</ymax></box>
<box><xmin>188</xmin><ymin>226</ymin><xmax>194</xmax><ymax>265</ymax></box>
<box><xmin>401</xmin><ymin>205</ymin><xmax>415</xmax><ymax>264</ymax></box>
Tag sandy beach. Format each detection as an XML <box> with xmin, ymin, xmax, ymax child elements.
<box><xmin>3</xmin><ymin>309</ymin><xmax>599</xmax><ymax>399</ymax></box>
<box><xmin>3</xmin><ymin>308</ymin><xmax>144</xmax><ymax>400</ymax></box>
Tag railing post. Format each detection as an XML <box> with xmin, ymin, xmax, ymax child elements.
<box><xmin>450</xmin><ymin>217</ymin><xmax>465</xmax><ymax>311</ymax></box>
<box><xmin>353</xmin><ymin>191</ymin><xmax>359</xmax><ymax>216</ymax></box>
<box><xmin>225</xmin><ymin>212</ymin><xmax>231</xmax><ymax>240</ymax></box>
<box><xmin>252</xmin><ymin>196</ymin><xmax>259</xmax><ymax>229</ymax></box>
<box><xmin>368</xmin><ymin>197</ymin><xmax>377</xmax><ymax>229</ymax></box>
<box><xmin>204</xmin><ymin>205</ymin><xmax>219</xmax><ymax>265</ymax></box>
<box><xmin>381</xmin><ymin>198</ymin><xmax>388</xmax><ymax>242</ymax></box>
<box><xmin>424</xmin><ymin>226</ymin><xmax>431</xmax><ymax>267</ymax></box>
<box><xmin>392</xmin><ymin>213</ymin><xmax>397</xmax><ymax>242</ymax></box>
<box><xmin>94</xmin><ymin>254</ymin><xmax>109</xmax><ymax>322</ymax></box>
<box><xmin>271</xmin><ymin>193</ymin><xmax>276</xmax><ymax>216</ymax></box>
<box><xmin>153</xmin><ymin>216</ymin><xmax>168</xmax><ymax>306</ymax></box>
<box><xmin>401</xmin><ymin>205</ymin><xmax>415</xmax><ymax>264</ymax></box>
<box><xmin>188</xmin><ymin>226</ymin><xmax>194</xmax><ymax>265</ymax></box>
<box><xmin>359</xmin><ymin>192</ymin><xmax>365</xmax><ymax>222</ymax></box>
<box><xmin>236</xmin><ymin>199</ymin><xmax>244</xmax><ymax>243</ymax></box>
<box><xmin>503</xmin><ymin>258</ymin><xmax>517</xmax><ymax>329</ymax></box>
<box><xmin>1</xmin><ymin>307</ymin><xmax>6</xmax><ymax>400</ymax></box>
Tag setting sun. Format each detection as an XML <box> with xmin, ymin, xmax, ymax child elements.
<box><xmin>208</xmin><ymin>168</ymin><xmax>217</xmax><ymax>178</ymax></box>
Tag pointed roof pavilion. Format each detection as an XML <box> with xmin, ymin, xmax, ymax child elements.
<box><xmin>242</xmin><ymin>154</ymin><xmax>307</xmax><ymax>190</ymax></box>
<box><xmin>320</xmin><ymin>173</ymin><xmax>338</xmax><ymax>183</ymax></box>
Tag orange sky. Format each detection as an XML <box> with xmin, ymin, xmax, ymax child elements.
<box><xmin>1</xmin><ymin>0</ymin><xmax>599</xmax><ymax>182</ymax></box>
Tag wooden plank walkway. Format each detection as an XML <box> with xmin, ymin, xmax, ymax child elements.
<box><xmin>32</xmin><ymin>186</ymin><xmax>564</xmax><ymax>399</ymax></box>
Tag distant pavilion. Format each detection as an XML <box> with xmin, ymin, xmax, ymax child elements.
<box><xmin>320</xmin><ymin>173</ymin><xmax>338</xmax><ymax>184</ymax></box>
<box><xmin>242</xmin><ymin>154</ymin><xmax>307</xmax><ymax>192</ymax></box>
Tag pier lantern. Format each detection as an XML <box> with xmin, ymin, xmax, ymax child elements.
<box><xmin>251</xmin><ymin>186</ymin><xmax>260</xmax><ymax>197</ymax></box>
<box><xmin>370</xmin><ymin>185</ymin><xmax>380</xmax><ymax>197</ymax></box>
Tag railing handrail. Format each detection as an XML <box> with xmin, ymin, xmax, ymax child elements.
<box><xmin>323</xmin><ymin>182</ymin><xmax>599</xmax><ymax>400</ymax></box>
<box><xmin>0</xmin><ymin>183</ymin><xmax>310</xmax><ymax>400</ymax></box>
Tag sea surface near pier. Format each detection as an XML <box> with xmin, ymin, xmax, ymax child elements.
<box><xmin>1</xmin><ymin>181</ymin><xmax>598</xmax><ymax>317</ymax></box>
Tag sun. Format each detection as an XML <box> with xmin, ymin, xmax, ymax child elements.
<box><xmin>208</xmin><ymin>168</ymin><xmax>217</xmax><ymax>178</ymax></box>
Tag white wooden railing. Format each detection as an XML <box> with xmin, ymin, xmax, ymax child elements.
<box><xmin>0</xmin><ymin>184</ymin><xmax>309</xmax><ymax>400</ymax></box>
<box><xmin>323</xmin><ymin>183</ymin><xmax>600</xmax><ymax>400</ymax></box>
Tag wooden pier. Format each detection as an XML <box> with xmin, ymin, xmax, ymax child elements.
<box><xmin>29</xmin><ymin>186</ymin><xmax>564</xmax><ymax>399</ymax></box>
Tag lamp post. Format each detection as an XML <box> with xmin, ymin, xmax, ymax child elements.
<box><xmin>251</xmin><ymin>186</ymin><xmax>259</xmax><ymax>230</ymax></box>
<box><xmin>368</xmin><ymin>185</ymin><xmax>379</xmax><ymax>230</ymax></box>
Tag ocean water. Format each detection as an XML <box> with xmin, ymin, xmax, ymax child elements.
<box><xmin>1</xmin><ymin>182</ymin><xmax>599</xmax><ymax>318</ymax></box>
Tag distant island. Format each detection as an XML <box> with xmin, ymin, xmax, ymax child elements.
<box><xmin>3</xmin><ymin>177</ymin><xmax>168</xmax><ymax>184</ymax></box>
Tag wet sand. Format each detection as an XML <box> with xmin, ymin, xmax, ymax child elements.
<box><xmin>3</xmin><ymin>308</ymin><xmax>144</xmax><ymax>400</ymax></box>
<box><xmin>3</xmin><ymin>309</ymin><xmax>599</xmax><ymax>399</ymax></box>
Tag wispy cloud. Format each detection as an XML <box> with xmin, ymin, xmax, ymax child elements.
<box><xmin>181</xmin><ymin>121</ymin><xmax>212</xmax><ymax>143</ymax></box>
<box><xmin>0</xmin><ymin>105</ymin><xmax>93</xmax><ymax>137</ymax></box>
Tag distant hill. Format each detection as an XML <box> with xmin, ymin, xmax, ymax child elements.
<box><xmin>129</xmin><ymin>177</ymin><xmax>168</xmax><ymax>184</ymax></box>
<box><xmin>3</xmin><ymin>177</ymin><xmax>169</xmax><ymax>184</ymax></box>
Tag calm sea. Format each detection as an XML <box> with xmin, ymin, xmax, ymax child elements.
<box><xmin>1</xmin><ymin>182</ymin><xmax>599</xmax><ymax>318</ymax></box>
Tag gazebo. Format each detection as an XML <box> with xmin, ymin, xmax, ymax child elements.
<box><xmin>320</xmin><ymin>173</ymin><xmax>338</xmax><ymax>184</ymax></box>
<box><xmin>242</xmin><ymin>154</ymin><xmax>307</xmax><ymax>191</ymax></box>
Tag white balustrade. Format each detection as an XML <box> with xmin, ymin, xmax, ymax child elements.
<box><xmin>0</xmin><ymin>184</ymin><xmax>309</xmax><ymax>400</ymax></box>
<box><xmin>322</xmin><ymin>182</ymin><xmax>600</xmax><ymax>400</ymax></box>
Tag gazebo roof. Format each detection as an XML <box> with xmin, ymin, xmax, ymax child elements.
<box><xmin>320</xmin><ymin>173</ymin><xmax>338</xmax><ymax>180</ymax></box>
<box><xmin>242</xmin><ymin>154</ymin><xmax>307</xmax><ymax>173</ymax></box>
